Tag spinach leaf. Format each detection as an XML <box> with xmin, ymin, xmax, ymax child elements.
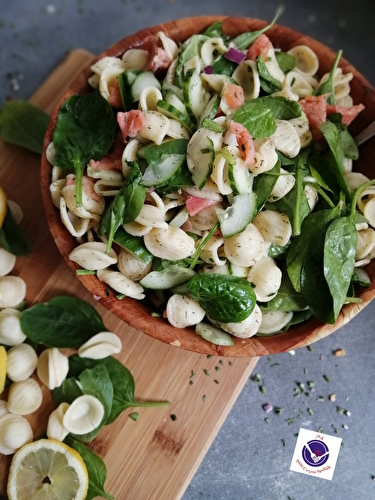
<box><xmin>253</xmin><ymin>159</ymin><xmax>280</xmax><ymax>211</ymax></box>
<box><xmin>323</xmin><ymin>216</ymin><xmax>357</xmax><ymax>321</ymax></box>
<box><xmin>260</xmin><ymin>270</ymin><xmax>308</xmax><ymax>312</ymax></box>
<box><xmin>53</xmin><ymin>90</ymin><xmax>117</xmax><ymax>207</ymax></box>
<box><xmin>275</xmin><ymin>51</ymin><xmax>297</xmax><ymax>73</ymax></box>
<box><xmin>314</xmin><ymin>50</ymin><xmax>342</xmax><ymax>104</ymax></box>
<box><xmin>231</xmin><ymin>6</ymin><xmax>284</xmax><ymax>50</ymax></box>
<box><xmin>187</xmin><ymin>274</ymin><xmax>256</xmax><ymax>323</ymax></box>
<box><xmin>257</xmin><ymin>55</ymin><xmax>282</xmax><ymax>94</ymax></box>
<box><xmin>0</xmin><ymin>100</ymin><xmax>50</xmax><ymax>154</ymax></box>
<box><xmin>143</xmin><ymin>138</ymin><xmax>189</xmax><ymax>159</ymax></box>
<box><xmin>283</xmin><ymin>309</ymin><xmax>313</xmax><ymax>329</ymax></box>
<box><xmin>212</xmin><ymin>55</ymin><xmax>237</xmax><ymax>77</ymax></box>
<box><xmin>114</xmin><ymin>226</ymin><xmax>153</xmax><ymax>264</ymax></box>
<box><xmin>20</xmin><ymin>296</ymin><xmax>107</xmax><ymax>348</ymax></box>
<box><xmin>308</xmin><ymin>154</ymin><xmax>340</xmax><ymax>195</ymax></box>
<box><xmin>267</xmin><ymin>241</ymin><xmax>290</xmax><ymax>260</ymax></box>
<box><xmin>73</xmin><ymin>364</ymin><xmax>114</xmax><ymax>442</ymax></box>
<box><xmin>255</xmin><ymin>96</ymin><xmax>302</xmax><ymax>120</ymax></box>
<box><xmin>118</xmin><ymin>69</ymin><xmax>141</xmax><ymax>111</ymax></box>
<box><xmin>328</xmin><ymin>113</ymin><xmax>359</xmax><ymax>160</ymax></box>
<box><xmin>300</xmin><ymin>223</ymin><xmax>335</xmax><ymax>323</ymax></box>
<box><xmin>319</xmin><ymin>121</ymin><xmax>351</xmax><ymax>200</ymax></box>
<box><xmin>287</xmin><ymin>206</ymin><xmax>340</xmax><ymax>292</ymax></box>
<box><xmin>68</xmin><ymin>355</ymin><xmax>170</xmax><ymax>424</ymax></box>
<box><xmin>65</xmin><ymin>436</ymin><xmax>114</xmax><ymax>500</ymax></box>
<box><xmin>174</xmin><ymin>35</ymin><xmax>209</xmax><ymax>86</ymax></box>
<box><xmin>53</xmin><ymin>377</ymin><xmax>83</xmax><ymax>407</ymax></box>
<box><xmin>203</xmin><ymin>21</ymin><xmax>224</xmax><ymax>38</ymax></box>
<box><xmin>233</xmin><ymin>101</ymin><xmax>276</xmax><ymax>139</ymax></box>
<box><xmin>0</xmin><ymin>204</ymin><xmax>32</xmax><ymax>255</ymax></box>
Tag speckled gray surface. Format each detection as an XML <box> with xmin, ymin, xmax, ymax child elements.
<box><xmin>1</xmin><ymin>1</ymin><xmax>375</xmax><ymax>499</ymax></box>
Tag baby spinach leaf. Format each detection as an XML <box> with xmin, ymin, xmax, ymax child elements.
<box><xmin>287</xmin><ymin>206</ymin><xmax>340</xmax><ymax>292</ymax></box>
<box><xmin>0</xmin><ymin>204</ymin><xmax>32</xmax><ymax>256</ymax></box>
<box><xmin>328</xmin><ymin>113</ymin><xmax>359</xmax><ymax>160</ymax></box>
<box><xmin>0</xmin><ymin>100</ymin><xmax>50</xmax><ymax>154</ymax></box>
<box><xmin>143</xmin><ymin>138</ymin><xmax>189</xmax><ymax>160</ymax></box>
<box><xmin>275</xmin><ymin>51</ymin><xmax>297</xmax><ymax>73</ymax></box>
<box><xmin>212</xmin><ymin>55</ymin><xmax>237</xmax><ymax>77</ymax></box>
<box><xmin>257</xmin><ymin>55</ymin><xmax>282</xmax><ymax>94</ymax></box>
<box><xmin>20</xmin><ymin>296</ymin><xmax>107</xmax><ymax>348</ymax></box>
<box><xmin>174</xmin><ymin>34</ymin><xmax>209</xmax><ymax>86</ymax></box>
<box><xmin>203</xmin><ymin>21</ymin><xmax>224</xmax><ymax>38</ymax></box>
<box><xmin>53</xmin><ymin>377</ymin><xmax>83</xmax><ymax>408</ymax></box>
<box><xmin>255</xmin><ymin>96</ymin><xmax>302</xmax><ymax>120</ymax></box>
<box><xmin>187</xmin><ymin>274</ymin><xmax>256</xmax><ymax>323</ymax></box>
<box><xmin>253</xmin><ymin>160</ymin><xmax>280</xmax><ymax>211</ymax></box>
<box><xmin>319</xmin><ymin>121</ymin><xmax>351</xmax><ymax>200</ymax></box>
<box><xmin>314</xmin><ymin>50</ymin><xmax>342</xmax><ymax>104</ymax></box>
<box><xmin>300</xmin><ymin>223</ymin><xmax>335</xmax><ymax>324</ymax></box>
<box><xmin>308</xmin><ymin>154</ymin><xmax>340</xmax><ymax>195</ymax></box>
<box><xmin>53</xmin><ymin>90</ymin><xmax>117</xmax><ymax>207</ymax></box>
<box><xmin>65</xmin><ymin>436</ymin><xmax>114</xmax><ymax>500</ymax></box>
<box><xmin>323</xmin><ymin>216</ymin><xmax>357</xmax><ymax>321</ymax></box>
<box><xmin>233</xmin><ymin>101</ymin><xmax>276</xmax><ymax>139</ymax></box>
<box><xmin>68</xmin><ymin>355</ymin><xmax>170</xmax><ymax>424</ymax></box>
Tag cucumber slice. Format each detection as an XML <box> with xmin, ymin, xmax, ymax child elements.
<box><xmin>163</xmin><ymin>89</ymin><xmax>187</xmax><ymax>114</ymax></box>
<box><xmin>139</xmin><ymin>266</ymin><xmax>196</xmax><ymax>289</ymax></box>
<box><xmin>227</xmin><ymin>162</ymin><xmax>254</xmax><ymax>195</ymax></box>
<box><xmin>169</xmin><ymin>207</ymin><xmax>189</xmax><ymax>227</ymax></box>
<box><xmin>130</xmin><ymin>71</ymin><xmax>161</xmax><ymax>102</ymax></box>
<box><xmin>142</xmin><ymin>153</ymin><xmax>186</xmax><ymax>187</ymax></box>
<box><xmin>198</xmin><ymin>94</ymin><xmax>221</xmax><ymax>127</ymax></box>
<box><xmin>216</xmin><ymin>192</ymin><xmax>257</xmax><ymax>238</ymax></box>
<box><xmin>118</xmin><ymin>69</ymin><xmax>141</xmax><ymax>110</ymax></box>
<box><xmin>161</xmin><ymin>81</ymin><xmax>184</xmax><ymax>101</ymax></box>
<box><xmin>195</xmin><ymin>322</ymin><xmax>234</xmax><ymax>346</ymax></box>
<box><xmin>156</xmin><ymin>100</ymin><xmax>194</xmax><ymax>133</ymax></box>
<box><xmin>114</xmin><ymin>227</ymin><xmax>153</xmax><ymax>264</ymax></box>
<box><xmin>183</xmin><ymin>68</ymin><xmax>211</xmax><ymax>125</ymax></box>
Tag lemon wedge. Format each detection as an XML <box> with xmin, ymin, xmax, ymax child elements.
<box><xmin>0</xmin><ymin>186</ymin><xmax>7</xmax><ymax>228</ymax></box>
<box><xmin>7</xmin><ymin>439</ymin><xmax>89</xmax><ymax>500</ymax></box>
<box><xmin>0</xmin><ymin>346</ymin><xmax>6</xmax><ymax>395</ymax></box>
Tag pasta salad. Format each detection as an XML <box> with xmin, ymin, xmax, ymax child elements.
<box><xmin>46</xmin><ymin>18</ymin><xmax>375</xmax><ymax>346</ymax></box>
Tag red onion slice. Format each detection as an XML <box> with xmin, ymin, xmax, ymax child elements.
<box><xmin>225</xmin><ymin>47</ymin><xmax>246</xmax><ymax>64</ymax></box>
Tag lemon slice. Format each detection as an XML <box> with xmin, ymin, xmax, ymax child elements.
<box><xmin>0</xmin><ymin>186</ymin><xmax>7</xmax><ymax>228</ymax></box>
<box><xmin>0</xmin><ymin>346</ymin><xmax>6</xmax><ymax>395</ymax></box>
<box><xmin>7</xmin><ymin>439</ymin><xmax>89</xmax><ymax>500</ymax></box>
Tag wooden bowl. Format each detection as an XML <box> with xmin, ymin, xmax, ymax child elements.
<box><xmin>41</xmin><ymin>16</ymin><xmax>375</xmax><ymax>357</ymax></box>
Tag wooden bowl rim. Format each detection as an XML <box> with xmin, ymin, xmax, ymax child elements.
<box><xmin>41</xmin><ymin>16</ymin><xmax>375</xmax><ymax>357</ymax></box>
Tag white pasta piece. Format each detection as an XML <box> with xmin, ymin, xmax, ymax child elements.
<box><xmin>363</xmin><ymin>198</ymin><xmax>375</xmax><ymax>228</ymax></box>
<box><xmin>336</xmin><ymin>94</ymin><xmax>353</xmax><ymax>107</ymax></box>
<box><xmin>137</xmin><ymin>111</ymin><xmax>170</xmax><ymax>145</ymax></box>
<box><xmin>264</xmin><ymin>47</ymin><xmax>285</xmax><ymax>82</ymax></box>
<box><xmin>122</xmin><ymin>221</ymin><xmax>152</xmax><ymax>236</ymax></box>
<box><xmin>354</xmin><ymin>258</ymin><xmax>370</xmax><ymax>268</ymax></box>
<box><xmin>99</xmin><ymin>67</ymin><xmax>124</xmax><ymax>102</ymax></box>
<box><xmin>147</xmin><ymin>190</ymin><xmax>166</xmax><ymax>213</ymax></box>
<box><xmin>0</xmin><ymin>401</ymin><xmax>9</xmax><ymax>419</ymax></box>
<box><xmin>6</xmin><ymin>344</ymin><xmax>38</xmax><ymax>382</ymax></box>
<box><xmin>200</xmin><ymin>73</ymin><xmax>230</xmax><ymax>93</ymax></box>
<box><xmin>0</xmin><ymin>308</ymin><xmax>26</xmax><ymax>346</ymax></box>
<box><xmin>51</xmin><ymin>166</ymin><xmax>68</xmax><ymax>182</ymax></box>
<box><xmin>50</xmin><ymin>179</ymin><xmax>66</xmax><ymax>208</ymax></box>
<box><xmin>88</xmin><ymin>73</ymin><xmax>100</xmax><ymax>89</ymax></box>
<box><xmin>201</xmin><ymin>37</ymin><xmax>228</xmax><ymax>66</ymax></box>
<box><xmin>122</xmin><ymin>138</ymin><xmax>143</xmax><ymax>179</ymax></box>
<box><xmin>63</xmin><ymin>395</ymin><xmax>104</xmax><ymax>435</ymax></box>
<box><xmin>167</xmin><ymin>118</ymin><xmax>191</xmax><ymax>139</ymax></box>
<box><xmin>183</xmin><ymin>55</ymin><xmax>202</xmax><ymax>76</ymax></box>
<box><xmin>0</xmin><ymin>414</ymin><xmax>33</xmax><ymax>455</ymax></box>
<box><xmin>37</xmin><ymin>348</ymin><xmax>69</xmax><ymax>390</ymax></box>
<box><xmin>96</xmin><ymin>268</ymin><xmax>145</xmax><ymax>300</ymax></box>
<box><xmin>62</xmin><ymin>181</ymin><xmax>105</xmax><ymax>219</ymax></box>
<box><xmin>157</xmin><ymin>31</ymin><xmax>179</xmax><ymax>61</ymax></box>
<box><xmin>210</xmin><ymin>304</ymin><xmax>262</xmax><ymax>338</ymax></box>
<box><xmin>343</xmin><ymin>158</ymin><xmax>353</xmax><ymax>174</ymax></box>
<box><xmin>289</xmin><ymin>118</ymin><xmax>312</xmax><ymax>149</ymax></box>
<box><xmin>187</xmin><ymin>127</ymin><xmax>223</xmax><ymax>177</ymax></box>
<box><xmin>211</xmin><ymin>153</ymin><xmax>232</xmax><ymax>195</ymax></box>
<box><xmin>356</xmin><ymin>228</ymin><xmax>375</xmax><ymax>260</ymax></box>
<box><xmin>135</xmin><ymin>204</ymin><xmax>168</xmax><ymax>229</ymax></box>
<box><xmin>200</xmin><ymin>235</ymin><xmax>226</xmax><ymax>267</ymax></box>
<box><xmin>258</xmin><ymin>310</ymin><xmax>293</xmax><ymax>334</ymax></box>
<box><xmin>272</xmin><ymin>86</ymin><xmax>299</xmax><ymax>101</ymax></box>
<box><xmin>166</xmin><ymin>294</ymin><xmax>206</xmax><ymax>328</ymax></box>
<box><xmin>93</xmin><ymin>179</ymin><xmax>123</xmax><ymax>198</ymax></box>
<box><xmin>69</xmin><ymin>241</ymin><xmax>117</xmax><ymax>270</ymax></box>
<box><xmin>224</xmin><ymin>223</ymin><xmax>265</xmax><ymax>267</ymax></box>
<box><xmin>122</xmin><ymin>48</ymin><xmax>149</xmax><ymax>70</ymax></box>
<box><xmin>183</xmin><ymin>180</ymin><xmax>222</xmax><ymax>201</ymax></box>
<box><xmin>117</xmin><ymin>248</ymin><xmax>152</xmax><ymax>281</ymax></box>
<box><xmin>282</xmin><ymin>71</ymin><xmax>317</xmax><ymax>98</ymax></box>
<box><xmin>0</xmin><ymin>276</ymin><xmax>26</xmax><ymax>309</ymax></box>
<box><xmin>287</xmin><ymin>45</ymin><xmax>319</xmax><ymax>76</ymax></box>
<box><xmin>91</xmin><ymin>56</ymin><xmax>126</xmax><ymax>76</ymax></box>
<box><xmin>253</xmin><ymin>210</ymin><xmax>292</xmax><ymax>247</ymax></box>
<box><xmin>87</xmin><ymin>165</ymin><xmax>123</xmax><ymax>183</ymax></box>
<box><xmin>138</xmin><ymin>86</ymin><xmax>163</xmax><ymax>112</ymax></box>
<box><xmin>7</xmin><ymin>200</ymin><xmax>23</xmax><ymax>224</ymax></box>
<box><xmin>78</xmin><ymin>332</ymin><xmax>122</xmax><ymax>359</ymax></box>
<box><xmin>268</xmin><ymin>168</ymin><xmax>295</xmax><ymax>202</ymax></box>
<box><xmin>319</xmin><ymin>68</ymin><xmax>353</xmax><ymax>101</ymax></box>
<box><xmin>45</xmin><ymin>141</ymin><xmax>56</xmax><ymax>166</ymax></box>
<box><xmin>271</xmin><ymin>119</ymin><xmax>301</xmax><ymax>158</ymax></box>
<box><xmin>47</xmin><ymin>403</ymin><xmax>70</xmax><ymax>442</ymax></box>
<box><xmin>344</xmin><ymin>171</ymin><xmax>370</xmax><ymax>194</ymax></box>
<box><xmin>164</xmin><ymin>57</ymin><xmax>178</xmax><ymax>84</ymax></box>
<box><xmin>304</xmin><ymin>185</ymin><xmax>319</xmax><ymax>211</ymax></box>
<box><xmin>356</xmin><ymin>186</ymin><xmax>375</xmax><ymax>213</ymax></box>
<box><xmin>0</xmin><ymin>247</ymin><xmax>16</xmax><ymax>277</ymax></box>
<box><xmin>247</xmin><ymin>257</ymin><xmax>282</xmax><ymax>302</ymax></box>
<box><xmin>59</xmin><ymin>197</ymin><xmax>91</xmax><ymax>238</ymax></box>
<box><xmin>250</xmin><ymin>138</ymin><xmax>278</xmax><ymax>175</ymax></box>
<box><xmin>7</xmin><ymin>378</ymin><xmax>43</xmax><ymax>415</ymax></box>
<box><xmin>189</xmin><ymin>206</ymin><xmax>219</xmax><ymax>232</ymax></box>
<box><xmin>232</xmin><ymin>60</ymin><xmax>261</xmax><ymax>100</ymax></box>
<box><xmin>144</xmin><ymin>226</ymin><xmax>196</xmax><ymax>260</ymax></box>
<box><xmin>202</xmin><ymin>264</ymin><xmax>230</xmax><ymax>275</ymax></box>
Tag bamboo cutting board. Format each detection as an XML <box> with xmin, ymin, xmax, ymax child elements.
<box><xmin>0</xmin><ymin>49</ymin><xmax>258</xmax><ymax>499</ymax></box>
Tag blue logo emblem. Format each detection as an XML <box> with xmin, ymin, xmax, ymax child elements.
<box><xmin>302</xmin><ymin>440</ymin><xmax>329</xmax><ymax>467</ymax></box>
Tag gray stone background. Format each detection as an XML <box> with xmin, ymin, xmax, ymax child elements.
<box><xmin>1</xmin><ymin>1</ymin><xmax>375</xmax><ymax>499</ymax></box>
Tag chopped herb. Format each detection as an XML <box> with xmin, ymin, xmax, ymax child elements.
<box><xmin>281</xmin><ymin>439</ymin><xmax>286</xmax><ymax>448</ymax></box>
<box><xmin>204</xmin><ymin>369</ymin><xmax>210</xmax><ymax>376</ymax></box>
<box><xmin>105</xmin><ymin>289</ymin><xmax>110</xmax><ymax>297</ymax></box>
<box><xmin>307</xmin><ymin>408</ymin><xmax>313</xmax><ymax>416</ymax></box>
<box><xmin>207</xmin><ymin>354</ymin><xmax>213</xmax><ymax>359</ymax></box>
<box><xmin>294</xmin><ymin>433</ymin><xmax>299</xmax><ymax>438</ymax></box>
<box><xmin>170</xmin><ymin>414</ymin><xmax>177</xmax><ymax>421</ymax></box>
<box><xmin>298</xmin><ymin>383</ymin><xmax>305</xmax><ymax>390</ymax></box>
<box><xmin>275</xmin><ymin>407</ymin><xmax>284</xmax><ymax>414</ymax></box>
<box><xmin>190</xmin><ymin>370</ymin><xmax>195</xmax><ymax>378</ymax></box>
<box><xmin>331</xmin><ymin>424</ymin><xmax>339</xmax><ymax>434</ymax></box>
<box><xmin>259</xmin><ymin>385</ymin><xmax>266</xmax><ymax>394</ymax></box>
<box><xmin>307</xmin><ymin>345</ymin><xmax>313</xmax><ymax>351</ymax></box>
<box><xmin>323</xmin><ymin>375</ymin><xmax>331</xmax><ymax>383</ymax></box>
<box><xmin>202</xmin><ymin>395</ymin><xmax>206</xmax><ymax>402</ymax></box>
<box><xmin>265</xmin><ymin>417</ymin><xmax>270</xmax><ymax>425</ymax></box>
<box><xmin>189</xmin><ymin>380</ymin><xmax>193</xmax><ymax>386</ymax></box>
<box><xmin>214</xmin><ymin>379</ymin><xmax>219</xmax><ymax>384</ymax></box>
<box><xmin>317</xmin><ymin>426</ymin><xmax>323</xmax><ymax>433</ymax></box>
<box><xmin>116</xmin><ymin>293</ymin><xmax>126</xmax><ymax>300</ymax></box>
<box><xmin>307</xmin><ymin>381</ymin><xmax>316</xmax><ymax>387</ymax></box>
<box><xmin>151</xmin><ymin>312</ymin><xmax>162</xmax><ymax>317</ymax></box>
<box><xmin>304</xmin><ymin>367</ymin><xmax>307</xmax><ymax>375</ymax></box>
<box><xmin>76</xmin><ymin>269</ymin><xmax>96</xmax><ymax>275</ymax></box>
<box><xmin>371</xmin><ymin>475</ymin><xmax>375</xmax><ymax>481</ymax></box>
<box><xmin>286</xmin><ymin>417</ymin><xmax>295</xmax><ymax>425</ymax></box>
<box><xmin>336</xmin><ymin>406</ymin><xmax>345</xmax><ymax>414</ymax></box>
<box><xmin>317</xmin><ymin>396</ymin><xmax>325</xmax><ymax>402</ymax></box>
<box><xmin>215</xmin><ymin>366</ymin><xmax>221</xmax><ymax>372</ymax></box>
<box><xmin>129</xmin><ymin>412</ymin><xmax>139</xmax><ymax>421</ymax></box>
<box><xmin>251</xmin><ymin>373</ymin><xmax>262</xmax><ymax>383</ymax></box>
<box><xmin>219</xmin><ymin>360</ymin><xmax>224</xmax><ymax>366</ymax></box>
<box><xmin>270</xmin><ymin>363</ymin><xmax>279</xmax><ymax>368</ymax></box>
<box><xmin>228</xmin><ymin>361</ymin><xmax>232</xmax><ymax>366</ymax></box>
<box><xmin>254</xmin><ymin>451</ymin><xmax>259</xmax><ymax>457</ymax></box>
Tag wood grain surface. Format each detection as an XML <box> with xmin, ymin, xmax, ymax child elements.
<box><xmin>40</xmin><ymin>17</ymin><xmax>375</xmax><ymax>358</ymax></box>
<box><xmin>0</xmin><ymin>48</ymin><xmax>258</xmax><ymax>500</ymax></box>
